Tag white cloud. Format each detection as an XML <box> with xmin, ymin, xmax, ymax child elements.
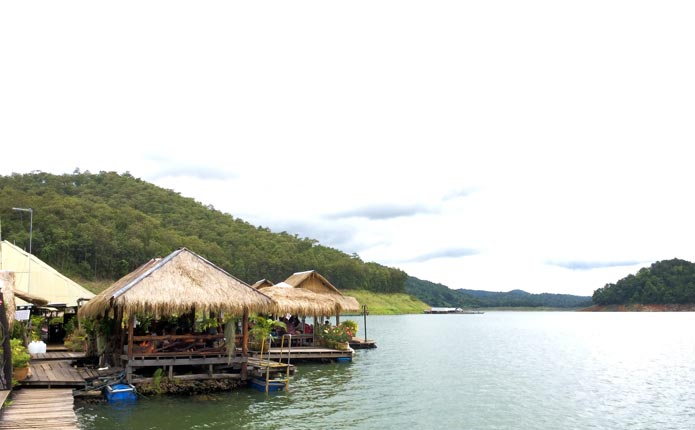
<box><xmin>2</xmin><ymin>0</ymin><xmax>694</xmax><ymax>297</ymax></box>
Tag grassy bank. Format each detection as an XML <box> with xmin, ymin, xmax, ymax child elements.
<box><xmin>342</xmin><ymin>290</ymin><xmax>430</xmax><ymax>315</ymax></box>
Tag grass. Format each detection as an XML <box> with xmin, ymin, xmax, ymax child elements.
<box><xmin>342</xmin><ymin>290</ymin><xmax>430</xmax><ymax>315</ymax></box>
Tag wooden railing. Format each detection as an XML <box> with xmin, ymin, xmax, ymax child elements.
<box><xmin>128</xmin><ymin>333</ymin><xmax>242</xmax><ymax>356</ymax></box>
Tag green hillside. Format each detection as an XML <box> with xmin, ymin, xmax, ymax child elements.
<box><xmin>0</xmin><ymin>171</ymin><xmax>406</xmax><ymax>294</ymax></box>
<box><xmin>592</xmin><ymin>259</ymin><xmax>695</xmax><ymax>305</ymax></box>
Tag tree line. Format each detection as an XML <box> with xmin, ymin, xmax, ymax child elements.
<box><xmin>592</xmin><ymin>258</ymin><xmax>695</xmax><ymax>305</ymax></box>
<box><xmin>0</xmin><ymin>171</ymin><xmax>406</xmax><ymax>293</ymax></box>
<box><xmin>405</xmin><ymin>277</ymin><xmax>592</xmax><ymax>308</ymax></box>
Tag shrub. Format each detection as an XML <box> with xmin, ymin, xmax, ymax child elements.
<box><xmin>10</xmin><ymin>339</ymin><xmax>30</xmax><ymax>369</ymax></box>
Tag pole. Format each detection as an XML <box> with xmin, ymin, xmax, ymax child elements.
<box><xmin>12</xmin><ymin>208</ymin><xmax>33</xmax><ymax>292</ymax></box>
<box><xmin>363</xmin><ymin>304</ymin><xmax>368</xmax><ymax>342</ymax></box>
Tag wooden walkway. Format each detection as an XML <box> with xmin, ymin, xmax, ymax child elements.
<box><xmin>0</xmin><ymin>389</ymin><xmax>78</xmax><ymax>430</ymax></box>
<box><xmin>22</xmin><ymin>360</ymin><xmax>98</xmax><ymax>388</ymax></box>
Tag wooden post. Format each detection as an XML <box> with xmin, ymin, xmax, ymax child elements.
<box><xmin>241</xmin><ymin>308</ymin><xmax>248</xmax><ymax>380</ymax></box>
<box><xmin>127</xmin><ymin>314</ymin><xmax>135</xmax><ymax>360</ymax></box>
<box><xmin>0</xmin><ymin>292</ymin><xmax>12</xmax><ymax>390</ymax></box>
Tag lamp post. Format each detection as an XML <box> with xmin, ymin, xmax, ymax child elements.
<box><xmin>11</xmin><ymin>207</ymin><xmax>32</xmax><ymax>254</ymax></box>
<box><xmin>12</xmin><ymin>207</ymin><xmax>33</xmax><ymax>292</ymax></box>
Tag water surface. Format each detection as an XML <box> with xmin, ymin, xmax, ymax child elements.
<box><xmin>78</xmin><ymin>312</ymin><xmax>695</xmax><ymax>429</ymax></box>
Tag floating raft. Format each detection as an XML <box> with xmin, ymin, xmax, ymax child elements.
<box><xmin>349</xmin><ymin>338</ymin><xmax>377</xmax><ymax>349</ymax></box>
<box><xmin>0</xmin><ymin>388</ymin><xmax>78</xmax><ymax>430</ymax></box>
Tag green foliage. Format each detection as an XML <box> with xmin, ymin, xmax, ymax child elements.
<box><xmin>593</xmin><ymin>259</ymin><xmax>695</xmax><ymax>305</ymax></box>
<box><xmin>0</xmin><ymin>171</ymin><xmax>406</xmax><ymax>294</ymax></box>
<box><xmin>10</xmin><ymin>339</ymin><xmax>30</xmax><ymax>369</ymax></box>
<box><xmin>339</xmin><ymin>320</ymin><xmax>358</xmax><ymax>335</ymax></box>
<box><xmin>405</xmin><ymin>277</ymin><xmax>592</xmax><ymax>308</ymax></box>
<box><xmin>249</xmin><ymin>316</ymin><xmax>286</xmax><ymax>352</ymax></box>
<box><xmin>152</xmin><ymin>368</ymin><xmax>164</xmax><ymax>394</ymax></box>
<box><xmin>64</xmin><ymin>327</ymin><xmax>88</xmax><ymax>352</ymax></box>
<box><xmin>30</xmin><ymin>315</ymin><xmax>44</xmax><ymax>341</ymax></box>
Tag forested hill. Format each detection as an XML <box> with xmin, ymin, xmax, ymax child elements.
<box><xmin>592</xmin><ymin>259</ymin><xmax>695</xmax><ymax>305</ymax></box>
<box><xmin>405</xmin><ymin>277</ymin><xmax>592</xmax><ymax>308</ymax></box>
<box><xmin>0</xmin><ymin>171</ymin><xmax>406</xmax><ymax>293</ymax></box>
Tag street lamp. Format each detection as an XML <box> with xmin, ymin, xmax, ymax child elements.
<box><xmin>12</xmin><ymin>207</ymin><xmax>33</xmax><ymax>293</ymax></box>
<box><xmin>12</xmin><ymin>207</ymin><xmax>32</xmax><ymax>254</ymax></box>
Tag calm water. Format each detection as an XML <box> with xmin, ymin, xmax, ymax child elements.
<box><xmin>77</xmin><ymin>313</ymin><xmax>695</xmax><ymax>429</ymax></box>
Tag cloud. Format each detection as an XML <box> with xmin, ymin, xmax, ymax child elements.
<box><xmin>326</xmin><ymin>204</ymin><xmax>437</xmax><ymax>220</ymax></box>
<box><xmin>443</xmin><ymin>187</ymin><xmax>477</xmax><ymax>201</ymax></box>
<box><xmin>547</xmin><ymin>260</ymin><xmax>645</xmax><ymax>271</ymax></box>
<box><xmin>406</xmin><ymin>247</ymin><xmax>480</xmax><ymax>263</ymax></box>
<box><xmin>146</xmin><ymin>162</ymin><xmax>237</xmax><ymax>181</ymax></box>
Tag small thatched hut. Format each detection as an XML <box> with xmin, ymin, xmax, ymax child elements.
<box><xmin>256</xmin><ymin>282</ymin><xmax>341</xmax><ymax>316</ymax></box>
<box><xmin>283</xmin><ymin>270</ymin><xmax>360</xmax><ymax>314</ymax></box>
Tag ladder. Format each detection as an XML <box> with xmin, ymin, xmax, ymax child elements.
<box><xmin>259</xmin><ymin>334</ymin><xmax>292</xmax><ymax>393</ymax></box>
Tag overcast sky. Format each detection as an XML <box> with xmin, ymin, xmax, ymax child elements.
<box><xmin>2</xmin><ymin>1</ymin><xmax>694</xmax><ymax>296</ymax></box>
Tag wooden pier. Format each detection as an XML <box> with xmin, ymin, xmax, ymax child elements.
<box><xmin>22</xmin><ymin>351</ymin><xmax>97</xmax><ymax>388</ymax></box>
<box><xmin>0</xmin><ymin>388</ymin><xmax>78</xmax><ymax>430</ymax></box>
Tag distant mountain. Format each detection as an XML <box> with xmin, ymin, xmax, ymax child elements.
<box><xmin>405</xmin><ymin>277</ymin><xmax>592</xmax><ymax>308</ymax></box>
<box><xmin>592</xmin><ymin>258</ymin><xmax>695</xmax><ymax>305</ymax></box>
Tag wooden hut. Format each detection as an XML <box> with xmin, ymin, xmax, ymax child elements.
<box><xmin>78</xmin><ymin>248</ymin><xmax>273</xmax><ymax>383</ymax></box>
<box><xmin>283</xmin><ymin>270</ymin><xmax>360</xmax><ymax>316</ymax></box>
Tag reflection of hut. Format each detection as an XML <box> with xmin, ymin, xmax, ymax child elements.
<box><xmin>78</xmin><ymin>248</ymin><xmax>273</xmax><ymax>383</ymax></box>
<box><xmin>283</xmin><ymin>270</ymin><xmax>360</xmax><ymax>318</ymax></box>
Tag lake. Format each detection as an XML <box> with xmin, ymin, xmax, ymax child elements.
<box><xmin>77</xmin><ymin>312</ymin><xmax>695</xmax><ymax>429</ymax></box>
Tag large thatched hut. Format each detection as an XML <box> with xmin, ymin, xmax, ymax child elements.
<box><xmin>79</xmin><ymin>248</ymin><xmax>273</xmax><ymax>383</ymax></box>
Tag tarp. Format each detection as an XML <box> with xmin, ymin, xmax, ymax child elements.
<box><xmin>0</xmin><ymin>240</ymin><xmax>94</xmax><ymax>307</ymax></box>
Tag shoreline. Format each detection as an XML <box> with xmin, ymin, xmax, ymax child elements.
<box><xmin>580</xmin><ymin>304</ymin><xmax>695</xmax><ymax>312</ymax></box>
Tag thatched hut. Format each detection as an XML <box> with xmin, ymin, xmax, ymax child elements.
<box><xmin>283</xmin><ymin>270</ymin><xmax>360</xmax><ymax>314</ymax></box>
<box><xmin>79</xmin><ymin>248</ymin><xmax>274</xmax><ymax>383</ymax></box>
<box><xmin>256</xmin><ymin>282</ymin><xmax>341</xmax><ymax>316</ymax></box>
<box><xmin>250</xmin><ymin>279</ymin><xmax>274</xmax><ymax>290</ymax></box>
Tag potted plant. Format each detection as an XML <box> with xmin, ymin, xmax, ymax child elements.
<box><xmin>11</xmin><ymin>338</ymin><xmax>31</xmax><ymax>381</ymax></box>
<box><xmin>249</xmin><ymin>316</ymin><xmax>286</xmax><ymax>353</ymax></box>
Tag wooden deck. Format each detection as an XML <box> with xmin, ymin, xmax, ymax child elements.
<box><xmin>254</xmin><ymin>346</ymin><xmax>354</xmax><ymax>361</ymax></box>
<box><xmin>0</xmin><ymin>389</ymin><xmax>78</xmax><ymax>430</ymax></box>
<box><xmin>21</xmin><ymin>360</ymin><xmax>99</xmax><ymax>388</ymax></box>
<box><xmin>30</xmin><ymin>351</ymin><xmax>86</xmax><ymax>361</ymax></box>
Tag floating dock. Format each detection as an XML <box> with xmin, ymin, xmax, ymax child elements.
<box><xmin>254</xmin><ymin>346</ymin><xmax>354</xmax><ymax>362</ymax></box>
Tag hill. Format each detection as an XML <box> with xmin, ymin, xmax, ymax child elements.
<box><xmin>592</xmin><ymin>258</ymin><xmax>695</xmax><ymax>305</ymax></box>
<box><xmin>0</xmin><ymin>171</ymin><xmax>406</xmax><ymax>294</ymax></box>
<box><xmin>405</xmin><ymin>276</ymin><xmax>592</xmax><ymax>308</ymax></box>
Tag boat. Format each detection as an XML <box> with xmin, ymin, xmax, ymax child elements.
<box><xmin>424</xmin><ymin>307</ymin><xmax>484</xmax><ymax>314</ymax></box>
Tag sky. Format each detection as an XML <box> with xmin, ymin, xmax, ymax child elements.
<box><xmin>1</xmin><ymin>1</ymin><xmax>694</xmax><ymax>297</ymax></box>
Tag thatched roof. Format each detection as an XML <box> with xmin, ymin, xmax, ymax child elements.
<box><xmin>251</xmin><ymin>279</ymin><xmax>274</xmax><ymax>289</ymax></box>
<box><xmin>259</xmin><ymin>282</ymin><xmax>341</xmax><ymax>316</ymax></box>
<box><xmin>283</xmin><ymin>270</ymin><xmax>360</xmax><ymax>312</ymax></box>
<box><xmin>0</xmin><ymin>271</ymin><xmax>16</xmax><ymax>326</ymax></box>
<box><xmin>79</xmin><ymin>248</ymin><xmax>273</xmax><ymax>318</ymax></box>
